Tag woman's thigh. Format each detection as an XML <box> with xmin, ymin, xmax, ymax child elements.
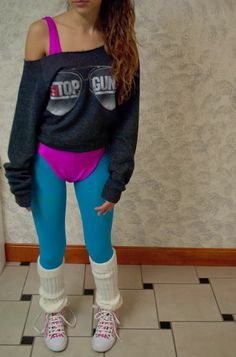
<box><xmin>74</xmin><ymin>150</ymin><xmax>114</xmax><ymax>263</ymax></box>
<box><xmin>31</xmin><ymin>152</ymin><xmax>67</xmax><ymax>269</ymax></box>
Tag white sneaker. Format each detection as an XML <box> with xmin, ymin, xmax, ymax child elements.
<box><xmin>33</xmin><ymin>303</ymin><xmax>77</xmax><ymax>352</ymax></box>
<box><xmin>92</xmin><ymin>304</ymin><xmax>122</xmax><ymax>352</ymax></box>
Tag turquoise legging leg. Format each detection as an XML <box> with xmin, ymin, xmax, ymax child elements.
<box><xmin>30</xmin><ymin>150</ymin><xmax>114</xmax><ymax>269</ymax></box>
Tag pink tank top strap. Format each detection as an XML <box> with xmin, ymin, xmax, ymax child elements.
<box><xmin>42</xmin><ymin>16</ymin><xmax>62</xmax><ymax>55</ymax></box>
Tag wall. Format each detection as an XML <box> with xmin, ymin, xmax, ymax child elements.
<box><xmin>0</xmin><ymin>156</ymin><xmax>6</xmax><ymax>272</ymax></box>
<box><xmin>1</xmin><ymin>0</ymin><xmax>236</xmax><ymax>247</ymax></box>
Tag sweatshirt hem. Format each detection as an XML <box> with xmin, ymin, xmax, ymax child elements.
<box><xmin>37</xmin><ymin>139</ymin><xmax>109</xmax><ymax>153</ymax></box>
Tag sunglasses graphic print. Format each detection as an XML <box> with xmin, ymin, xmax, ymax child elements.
<box><xmin>46</xmin><ymin>65</ymin><xmax>117</xmax><ymax>116</ymax></box>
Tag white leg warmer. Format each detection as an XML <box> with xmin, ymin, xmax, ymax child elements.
<box><xmin>89</xmin><ymin>247</ymin><xmax>123</xmax><ymax>311</ymax></box>
<box><xmin>37</xmin><ymin>256</ymin><xmax>68</xmax><ymax>313</ymax></box>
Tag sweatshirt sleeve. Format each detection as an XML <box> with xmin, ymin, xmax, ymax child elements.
<box><xmin>3</xmin><ymin>59</ymin><xmax>47</xmax><ymax>208</ymax></box>
<box><xmin>101</xmin><ymin>63</ymin><xmax>140</xmax><ymax>203</ymax></box>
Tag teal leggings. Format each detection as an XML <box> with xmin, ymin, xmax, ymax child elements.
<box><xmin>30</xmin><ymin>150</ymin><xmax>114</xmax><ymax>269</ymax></box>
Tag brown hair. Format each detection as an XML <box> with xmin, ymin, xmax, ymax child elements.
<box><xmin>67</xmin><ymin>0</ymin><xmax>140</xmax><ymax>106</ymax></box>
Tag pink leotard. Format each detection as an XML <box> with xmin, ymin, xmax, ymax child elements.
<box><xmin>37</xmin><ymin>16</ymin><xmax>106</xmax><ymax>182</ymax></box>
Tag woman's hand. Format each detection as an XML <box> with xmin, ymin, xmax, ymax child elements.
<box><xmin>95</xmin><ymin>200</ymin><xmax>115</xmax><ymax>216</ymax></box>
<box><xmin>26</xmin><ymin>207</ymin><xmax>32</xmax><ymax>212</ymax></box>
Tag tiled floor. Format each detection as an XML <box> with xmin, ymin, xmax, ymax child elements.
<box><xmin>1</xmin><ymin>262</ymin><xmax>236</xmax><ymax>357</ymax></box>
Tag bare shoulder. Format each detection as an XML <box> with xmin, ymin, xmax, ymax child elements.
<box><xmin>24</xmin><ymin>19</ymin><xmax>48</xmax><ymax>61</ymax></box>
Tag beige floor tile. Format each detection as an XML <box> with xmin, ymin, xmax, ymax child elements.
<box><xmin>0</xmin><ymin>301</ymin><xmax>30</xmax><ymax>344</ymax></box>
<box><xmin>0</xmin><ymin>345</ymin><xmax>32</xmax><ymax>357</ymax></box>
<box><xmin>5</xmin><ymin>262</ymin><xmax>21</xmax><ymax>266</ymax></box>
<box><xmin>172</xmin><ymin>321</ymin><xmax>236</xmax><ymax>357</ymax></box>
<box><xmin>0</xmin><ymin>266</ymin><xmax>29</xmax><ymax>300</ymax></box>
<box><xmin>23</xmin><ymin>262</ymin><xmax>85</xmax><ymax>295</ymax></box>
<box><xmin>210</xmin><ymin>278</ymin><xmax>236</xmax><ymax>314</ymax></box>
<box><xmin>22</xmin><ymin>263</ymin><xmax>39</xmax><ymax>294</ymax></box>
<box><xmin>109</xmin><ymin>289</ymin><xmax>158</xmax><ymax>329</ymax></box>
<box><xmin>105</xmin><ymin>329</ymin><xmax>176</xmax><ymax>357</ymax></box>
<box><xmin>141</xmin><ymin>265</ymin><xmax>199</xmax><ymax>283</ymax></box>
<box><xmin>196</xmin><ymin>266</ymin><xmax>236</xmax><ymax>278</ymax></box>
<box><xmin>24</xmin><ymin>295</ymin><xmax>42</xmax><ymax>337</ymax></box>
<box><xmin>154</xmin><ymin>283</ymin><xmax>222</xmax><ymax>321</ymax></box>
<box><xmin>31</xmin><ymin>336</ymin><xmax>99</xmax><ymax>356</ymax></box>
<box><xmin>24</xmin><ymin>294</ymin><xmax>93</xmax><ymax>337</ymax></box>
<box><xmin>64</xmin><ymin>295</ymin><xmax>94</xmax><ymax>337</ymax></box>
<box><xmin>85</xmin><ymin>264</ymin><xmax>143</xmax><ymax>289</ymax></box>
<box><xmin>64</xmin><ymin>263</ymin><xmax>85</xmax><ymax>295</ymax></box>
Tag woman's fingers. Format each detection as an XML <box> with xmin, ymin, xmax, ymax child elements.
<box><xmin>94</xmin><ymin>201</ymin><xmax>115</xmax><ymax>216</ymax></box>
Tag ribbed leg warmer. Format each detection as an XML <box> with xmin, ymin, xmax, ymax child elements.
<box><xmin>37</xmin><ymin>256</ymin><xmax>68</xmax><ymax>313</ymax></box>
<box><xmin>89</xmin><ymin>247</ymin><xmax>123</xmax><ymax>311</ymax></box>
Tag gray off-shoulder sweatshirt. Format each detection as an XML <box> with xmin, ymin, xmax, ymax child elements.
<box><xmin>3</xmin><ymin>46</ymin><xmax>140</xmax><ymax>207</ymax></box>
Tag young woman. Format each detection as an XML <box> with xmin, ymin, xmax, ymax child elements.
<box><xmin>3</xmin><ymin>0</ymin><xmax>140</xmax><ymax>353</ymax></box>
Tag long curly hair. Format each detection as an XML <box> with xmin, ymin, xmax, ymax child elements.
<box><xmin>66</xmin><ymin>0</ymin><xmax>140</xmax><ymax>106</ymax></box>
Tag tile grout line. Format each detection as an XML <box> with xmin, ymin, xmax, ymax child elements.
<box><xmin>19</xmin><ymin>262</ymin><xmax>35</xmax><ymax>348</ymax></box>
<box><xmin>205</xmin><ymin>276</ymin><xmax>230</xmax><ymax>322</ymax></box>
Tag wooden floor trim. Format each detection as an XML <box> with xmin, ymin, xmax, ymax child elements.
<box><xmin>4</xmin><ymin>243</ymin><xmax>236</xmax><ymax>265</ymax></box>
